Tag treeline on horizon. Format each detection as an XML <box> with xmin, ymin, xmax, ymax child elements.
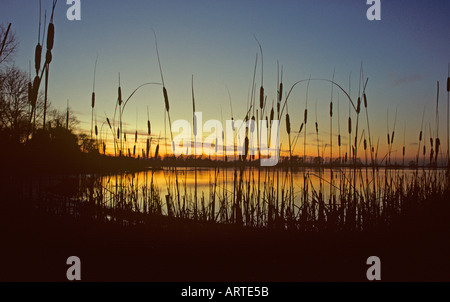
<box><xmin>1</xmin><ymin>1</ymin><xmax>450</xmax><ymax>173</ymax></box>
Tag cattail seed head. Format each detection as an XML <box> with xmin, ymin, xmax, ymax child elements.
<box><xmin>155</xmin><ymin>144</ymin><xmax>159</xmax><ymax>158</ymax></box>
<box><xmin>95</xmin><ymin>125</ymin><xmax>98</xmax><ymax>136</ymax></box>
<box><xmin>117</xmin><ymin>128</ymin><xmax>120</xmax><ymax>139</ymax></box>
<box><xmin>419</xmin><ymin>131</ymin><xmax>422</xmax><ymax>141</ymax></box>
<box><xmin>447</xmin><ymin>77</ymin><xmax>450</xmax><ymax>92</ymax></box>
<box><xmin>124</xmin><ymin>133</ymin><xmax>127</xmax><ymax>142</ymax></box>
<box><xmin>403</xmin><ymin>146</ymin><xmax>405</xmax><ymax>156</ymax></box>
<box><xmin>348</xmin><ymin>117</ymin><xmax>352</xmax><ymax>134</ymax></box>
<box><xmin>163</xmin><ymin>87</ymin><xmax>169</xmax><ymax>112</ymax></box>
<box><xmin>118</xmin><ymin>86</ymin><xmax>122</xmax><ymax>106</ymax></box>
<box><xmin>364</xmin><ymin>139</ymin><xmax>367</xmax><ymax>150</ymax></box>
<box><xmin>34</xmin><ymin>44</ymin><xmax>42</xmax><ymax>74</ymax></box>
<box><xmin>133</xmin><ymin>145</ymin><xmax>136</xmax><ymax>156</ymax></box>
<box><xmin>270</xmin><ymin>108</ymin><xmax>274</xmax><ymax>124</ymax></box>
<box><xmin>387</xmin><ymin>134</ymin><xmax>390</xmax><ymax>145</ymax></box>
<box><xmin>430</xmin><ymin>138</ymin><xmax>433</xmax><ymax>147</ymax></box>
<box><xmin>423</xmin><ymin>145</ymin><xmax>426</xmax><ymax>156</ymax></box>
<box><xmin>277</xmin><ymin>102</ymin><xmax>280</xmax><ymax>115</ymax></box>
<box><xmin>45</xmin><ymin>49</ymin><xmax>52</xmax><ymax>65</ymax></box>
<box><xmin>285</xmin><ymin>114</ymin><xmax>291</xmax><ymax>135</ymax></box>
<box><xmin>338</xmin><ymin>134</ymin><xmax>341</xmax><ymax>147</ymax></box>
<box><xmin>363</xmin><ymin>93</ymin><xmax>367</xmax><ymax>108</ymax></box>
<box><xmin>304</xmin><ymin>109</ymin><xmax>308</xmax><ymax>124</ymax></box>
<box><xmin>135</xmin><ymin>131</ymin><xmax>138</xmax><ymax>143</ymax></box>
<box><xmin>391</xmin><ymin>131</ymin><xmax>395</xmax><ymax>144</ymax></box>
<box><xmin>147</xmin><ymin>120</ymin><xmax>151</xmax><ymax>135</ymax></box>
<box><xmin>278</xmin><ymin>83</ymin><xmax>283</xmax><ymax>103</ymax></box>
<box><xmin>315</xmin><ymin>122</ymin><xmax>318</xmax><ymax>134</ymax></box>
<box><xmin>103</xmin><ymin>142</ymin><xmax>106</xmax><ymax>154</ymax></box>
<box><xmin>244</xmin><ymin>136</ymin><xmax>249</xmax><ymax>159</ymax></box>
<box><xmin>259</xmin><ymin>86</ymin><xmax>264</xmax><ymax>110</ymax></box>
<box><xmin>356</xmin><ymin>97</ymin><xmax>361</xmax><ymax>114</ymax></box>
<box><xmin>299</xmin><ymin>123</ymin><xmax>304</xmax><ymax>134</ymax></box>
<box><xmin>436</xmin><ymin>138</ymin><xmax>440</xmax><ymax>156</ymax></box>
<box><xmin>91</xmin><ymin>92</ymin><xmax>95</xmax><ymax>108</ymax></box>
<box><xmin>46</xmin><ymin>23</ymin><xmax>54</xmax><ymax>51</ymax></box>
<box><xmin>330</xmin><ymin>102</ymin><xmax>333</xmax><ymax>117</ymax></box>
<box><xmin>128</xmin><ymin>148</ymin><xmax>131</xmax><ymax>158</ymax></box>
<box><xmin>106</xmin><ymin>118</ymin><xmax>111</xmax><ymax>129</ymax></box>
<box><xmin>146</xmin><ymin>139</ymin><xmax>150</xmax><ymax>159</ymax></box>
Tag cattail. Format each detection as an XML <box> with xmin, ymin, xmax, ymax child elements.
<box><xmin>106</xmin><ymin>118</ymin><xmax>111</xmax><ymax>129</ymax></box>
<box><xmin>250</xmin><ymin>115</ymin><xmax>256</xmax><ymax>133</ymax></box>
<box><xmin>419</xmin><ymin>130</ymin><xmax>422</xmax><ymax>141</ymax></box>
<box><xmin>103</xmin><ymin>142</ymin><xmax>106</xmax><ymax>154</ymax></box>
<box><xmin>423</xmin><ymin>145</ymin><xmax>426</xmax><ymax>156</ymax></box>
<box><xmin>387</xmin><ymin>134</ymin><xmax>390</xmax><ymax>145</ymax></box>
<box><xmin>270</xmin><ymin>108</ymin><xmax>274</xmax><ymax>124</ymax></box>
<box><xmin>118</xmin><ymin>86</ymin><xmax>122</xmax><ymax>106</ymax></box>
<box><xmin>403</xmin><ymin>146</ymin><xmax>405</xmax><ymax>156</ymax></box>
<box><xmin>34</xmin><ymin>44</ymin><xmax>42</xmax><ymax>74</ymax></box>
<box><xmin>142</xmin><ymin>149</ymin><xmax>145</xmax><ymax>158</ymax></box>
<box><xmin>277</xmin><ymin>102</ymin><xmax>280</xmax><ymax>115</ymax></box>
<box><xmin>356</xmin><ymin>97</ymin><xmax>361</xmax><ymax>114</ymax></box>
<box><xmin>95</xmin><ymin>125</ymin><xmax>98</xmax><ymax>136</ymax></box>
<box><xmin>430</xmin><ymin>138</ymin><xmax>433</xmax><ymax>147</ymax></box>
<box><xmin>135</xmin><ymin>131</ymin><xmax>138</xmax><ymax>143</ymax></box>
<box><xmin>155</xmin><ymin>144</ymin><xmax>159</xmax><ymax>158</ymax></box>
<box><xmin>163</xmin><ymin>87</ymin><xmax>169</xmax><ymax>112</ymax></box>
<box><xmin>315</xmin><ymin>122</ymin><xmax>318</xmax><ymax>134</ymax></box>
<box><xmin>299</xmin><ymin>123</ymin><xmax>304</xmax><ymax>134</ymax></box>
<box><xmin>348</xmin><ymin>117</ymin><xmax>352</xmax><ymax>134</ymax></box>
<box><xmin>117</xmin><ymin>127</ymin><xmax>120</xmax><ymax>140</ymax></box>
<box><xmin>364</xmin><ymin>139</ymin><xmax>367</xmax><ymax>150</ymax></box>
<box><xmin>259</xmin><ymin>86</ymin><xmax>264</xmax><ymax>110</ymax></box>
<box><xmin>330</xmin><ymin>102</ymin><xmax>333</xmax><ymax>117</ymax></box>
<box><xmin>46</xmin><ymin>23</ymin><xmax>54</xmax><ymax>51</ymax></box>
<box><xmin>447</xmin><ymin>76</ymin><xmax>450</xmax><ymax>92</ymax></box>
<box><xmin>285</xmin><ymin>113</ymin><xmax>291</xmax><ymax>135</ymax></box>
<box><xmin>45</xmin><ymin>49</ymin><xmax>52</xmax><ymax>65</ymax></box>
<box><xmin>363</xmin><ymin>93</ymin><xmax>367</xmax><ymax>108</ymax></box>
<box><xmin>436</xmin><ymin>138</ymin><xmax>440</xmax><ymax>157</ymax></box>
<box><xmin>147</xmin><ymin>120</ymin><xmax>151</xmax><ymax>135</ymax></box>
<box><xmin>146</xmin><ymin>139</ymin><xmax>150</xmax><ymax>159</ymax></box>
<box><xmin>124</xmin><ymin>133</ymin><xmax>127</xmax><ymax>142</ymax></box>
<box><xmin>128</xmin><ymin>148</ymin><xmax>131</xmax><ymax>157</ymax></box>
<box><xmin>133</xmin><ymin>145</ymin><xmax>136</xmax><ymax>156</ymax></box>
<box><xmin>244</xmin><ymin>136</ymin><xmax>249</xmax><ymax>159</ymax></box>
<box><xmin>391</xmin><ymin>131</ymin><xmax>395</xmax><ymax>144</ymax></box>
<box><xmin>338</xmin><ymin>134</ymin><xmax>341</xmax><ymax>147</ymax></box>
<box><xmin>278</xmin><ymin>83</ymin><xmax>283</xmax><ymax>103</ymax></box>
<box><xmin>91</xmin><ymin>92</ymin><xmax>95</xmax><ymax>108</ymax></box>
<box><xmin>304</xmin><ymin>109</ymin><xmax>308</xmax><ymax>124</ymax></box>
<box><xmin>352</xmin><ymin>146</ymin><xmax>355</xmax><ymax>157</ymax></box>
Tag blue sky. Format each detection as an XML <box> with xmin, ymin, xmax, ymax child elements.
<box><xmin>1</xmin><ymin>0</ymin><xmax>449</xmax><ymax>159</ymax></box>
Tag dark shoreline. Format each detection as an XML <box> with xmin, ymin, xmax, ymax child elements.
<box><xmin>1</xmin><ymin>194</ymin><xmax>449</xmax><ymax>282</ymax></box>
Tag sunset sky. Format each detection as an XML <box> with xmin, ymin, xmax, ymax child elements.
<box><xmin>1</xmin><ymin>0</ymin><xmax>449</xmax><ymax>161</ymax></box>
